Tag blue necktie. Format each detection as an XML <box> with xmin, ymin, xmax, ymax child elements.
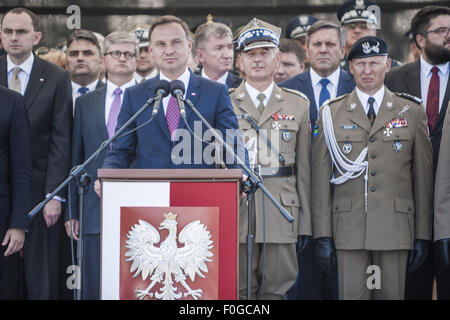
<box><xmin>78</xmin><ymin>87</ymin><xmax>89</xmax><ymax>95</ymax></box>
<box><xmin>318</xmin><ymin>78</ymin><xmax>331</xmax><ymax>107</ymax></box>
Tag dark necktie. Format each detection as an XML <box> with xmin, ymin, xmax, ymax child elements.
<box><xmin>426</xmin><ymin>66</ymin><xmax>440</xmax><ymax>132</ymax></box>
<box><xmin>367</xmin><ymin>97</ymin><xmax>376</xmax><ymax>125</ymax></box>
<box><xmin>78</xmin><ymin>87</ymin><xmax>89</xmax><ymax>96</ymax></box>
<box><xmin>166</xmin><ymin>95</ymin><xmax>180</xmax><ymax>141</ymax></box>
<box><xmin>319</xmin><ymin>78</ymin><xmax>331</xmax><ymax>107</ymax></box>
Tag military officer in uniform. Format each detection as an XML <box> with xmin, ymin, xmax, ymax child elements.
<box><xmin>338</xmin><ymin>0</ymin><xmax>402</xmax><ymax>71</ymax></box>
<box><xmin>311</xmin><ymin>36</ymin><xmax>433</xmax><ymax>299</ymax></box>
<box><xmin>229</xmin><ymin>18</ymin><xmax>312</xmax><ymax>300</ymax></box>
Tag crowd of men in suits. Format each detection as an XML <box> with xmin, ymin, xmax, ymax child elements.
<box><xmin>0</xmin><ymin>0</ymin><xmax>449</xmax><ymax>300</ymax></box>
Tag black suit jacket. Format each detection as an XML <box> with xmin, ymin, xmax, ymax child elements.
<box><xmin>66</xmin><ymin>86</ymin><xmax>107</xmax><ymax>234</ymax></box>
<box><xmin>0</xmin><ymin>86</ymin><xmax>31</xmax><ymax>240</ymax></box>
<box><xmin>0</xmin><ymin>55</ymin><xmax>72</xmax><ymax>206</ymax></box>
<box><xmin>226</xmin><ymin>72</ymin><xmax>243</xmax><ymax>89</ymax></box>
<box><xmin>385</xmin><ymin>60</ymin><xmax>450</xmax><ymax>174</ymax></box>
<box><xmin>280</xmin><ymin>68</ymin><xmax>356</xmax><ymax>125</ymax></box>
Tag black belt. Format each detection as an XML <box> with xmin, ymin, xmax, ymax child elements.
<box><xmin>255</xmin><ymin>165</ymin><xmax>297</xmax><ymax>177</ymax></box>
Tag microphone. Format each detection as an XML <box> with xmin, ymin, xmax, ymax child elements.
<box><xmin>170</xmin><ymin>80</ymin><xmax>186</xmax><ymax>119</ymax></box>
<box><xmin>152</xmin><ymin>80</ymin><xmax>170</xmax><ymax>118</ymax></box>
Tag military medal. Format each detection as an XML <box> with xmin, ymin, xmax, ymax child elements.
<box><xmin>393</xmin><ymin>141</ymin><xmax>403</xmax><ymax>152</ymax></box>
<box><xmin>272</xmin><ymin>112</ymin><xmax>280</xmax><ymax>129</ymax></box>
<box><xmin>385</xmin><ymin>118</ymin><xmax>408</xmax><ymax>129</ymax></box>
<box><xmin>383</xmin><ymin>128</ymin><xmax>393</xmax><ymax>137</ymax></box>
<box><xmin>342</xmin><ymin>142</ymin><xmax>352</xmax><ymax>154</ymax></box>
<box><xmin>282</xmin><ymin>130</ymin><xmax>292</xmax><ymax>142</ymax></box>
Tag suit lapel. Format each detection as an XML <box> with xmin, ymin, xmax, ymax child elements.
<box><xmin>0</xmin><ymin>56</ymin><xmax>7</xmax><ymax>88</ymax></box>
<box><xmin>259</xmin><ymin>85</ymin><xmax>283</xmax><ymax>126</ymax></box>
<box><xmin>234</xmin><ymin>82</ymin><xmax>261</xmax><ymax>121</ymax></box>
<box><xmin>23</xmin><ymin>56</ymin><xmax>45</xmax><ymax>110</ymax></box>
<box><xmin>179</xmin><ymin>71</ymin><xmax>199</xmax><ymax>131</ymax></box>
<box><xmin>337</xmin><ymin>69</ymin><xmax>354</xmax><ymax>96</ymax></box>
<box><xmin>405</xmin><ymin>61</ymin><xmax>421</xmax><ymax>98</ymax></box>
<box><xmin>94</xmin><ymin>87</ymin><xmax>108</xmax><ymax>139</ymax></box>
<box><xmin>303</xmin><ymin>70</ymin><xmax>318</xmax><ymax>118</ymax></box>
<box><xmin>369</xmin><ymin>88</ymin><xmax>397</xmax><ymax>137</ymax></box>
<box><xmin>347</xmin><ymin>91</ymin><xmax>372</xmax><ymax>133</ymax></box>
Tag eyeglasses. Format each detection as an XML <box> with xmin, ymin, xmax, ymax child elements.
<box><xmin>151</xmin><ymin>39</ymin><xmax>184</xmax><ymax>50</ymax></box>
<box><xmin>426</xmin><ymin>26</ymin><xmax>450</xmax><ymax>38</ymax></box>
<box><xmin>105</xmin><ymin>50</ymin><xmax>136</xmax><ymax>60</ymax></box>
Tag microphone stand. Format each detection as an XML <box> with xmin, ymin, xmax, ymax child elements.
<box><xmin>183</xmin><ymin>98</ymin><xmax>293</xmax><ymax>300</ymax></box>
<box><xmin>27</xmin><ymin>95</ymin><xmax>157</xmax><ymax>300</ymax></box>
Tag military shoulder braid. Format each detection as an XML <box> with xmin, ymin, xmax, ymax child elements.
<box><xmin>396</xmin><ymin>92</ymin><xmax>422</xmax><ymax>105</ymax></box>
<box><xmin>280</xmin><ymin>87</ymin><xmax>309</xmax><ymax>102</ymax></box>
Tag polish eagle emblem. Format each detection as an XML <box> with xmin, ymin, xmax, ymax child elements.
<box><xmin>124</xmin><ymin>212</ymin><xmax>214</xmax><ymax>300</ymax></box>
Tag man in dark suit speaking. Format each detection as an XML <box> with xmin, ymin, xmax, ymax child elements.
<box><xmin>96</xmin><ymin>15</ymin><xmax>243</xmax><ymax>191</ymax></box>
<box><xmin>0</xmin><ymin>86</ymin><xmax>31</xmax><ymax>299</ymax></box>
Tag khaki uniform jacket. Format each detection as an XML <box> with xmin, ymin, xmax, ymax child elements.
<box><xmin>229</xmin><ymin>82</ymin><xmax>312</xmax><ymax>244</ymax></box>
<box><xmin>434</xmin><ymin>101</ymin><xmax>450</xmax><ymax>241</ymax></box>
<box><xmin>312</xmin><ymin>87</ymin><xmax>433</xmax><ymax>250</ymax></box>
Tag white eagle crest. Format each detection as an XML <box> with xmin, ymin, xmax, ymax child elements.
<box><xmin>124</xmin><ymin>212</ymin><xmax>213</xmax><ymax>300</ymax></box>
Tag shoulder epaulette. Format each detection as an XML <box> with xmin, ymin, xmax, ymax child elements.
<box><xmin>323</xmin><ymin>93</ymin><xmax>349</xmax><ymax>106</ymax></box>
<box><xmin>396</xmin><ymin>92</ymin><xmax>422</xmax><ymax>105</ymax></box>
<box><xmin>281</xmin><ymin>87</ymin><xmax>309</xmax><ymax>101</ymax></box>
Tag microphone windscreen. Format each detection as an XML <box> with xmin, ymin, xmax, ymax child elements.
<box><xmin>170</xmin><ymin>79</ymin><xmax>185</xmax><ymax>96</ymax></box>
<box><xmin>155</xmin><ymin>79</ymin><xmax>170</xmax><ymax>97</ymax></box>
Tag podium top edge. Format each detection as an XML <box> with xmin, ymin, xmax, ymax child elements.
<box><xmin>97</xmin><ymin>168</ymin><xmax>243</xmax><ymax>180</ymax></box>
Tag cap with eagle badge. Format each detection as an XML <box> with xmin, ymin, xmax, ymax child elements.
<box><xmin>235</xmin><ymin>18</ymin><xmax>281</xmax><ymax>52</ymax></box>
<box><xmin>285</xmin><ymin>15</ymin><xmax>318</xmax><ymax>39</ymax></box>
<box><xmin>347</xmin><ymin>35</ymin><xmax>388</xmax><ymax>61</ymax></box>
<box><xmin>337</xmin><ymin>0</ymin><xmax>378</xmax><ymax>26</ymax></box>
<box><xmin>130</xmin><ymin>25</ymin><xmax>151</xmax><ymax>48</ymax></box>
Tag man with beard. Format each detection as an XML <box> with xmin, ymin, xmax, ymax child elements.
<box><xmin>385</xmin><ymin>5</ymin><xmax>450</xmax><ymax>300</ymax></box>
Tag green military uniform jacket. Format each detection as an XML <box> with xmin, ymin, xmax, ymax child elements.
<box><xmin>229</xmin><ymin>82</ymin><xmax>312</xmax><ymax>244</ymax></box>
<box><xmin>312</xmin><ymin>87</ymin><xmax>433</xmax><ymax>250</ymax></box>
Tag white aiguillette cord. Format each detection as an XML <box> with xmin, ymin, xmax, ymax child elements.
<box><xmin>322</xmin><ymin>104</ymin><xmax>369</xmax><ymax>212</ymax></box>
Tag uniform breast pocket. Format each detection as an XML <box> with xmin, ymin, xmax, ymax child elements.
<box><xmin>382</xmin><ymin>128</ymin><xmax>412</xmax><ymax>161</ymax></box>
<box><xmin>279</xmin><ymin>121</ymin><xmax>298</xmax><ymax>154</ymax></box>
<box><xmin>335</xmin><ymin>131</ymin><xmax>364</xmax><ymax>158</ymax></box>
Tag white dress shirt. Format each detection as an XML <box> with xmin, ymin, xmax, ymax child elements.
<box><xmin>159</xmin><ymin>68</ymin><xmax>191</xmax><ymax>115</ymax></box>
<box><xmin>310</xmin><ymin>67</ymin><xmax>340</xmax><ymax>110</ymax></box>
<box><xmin>7</xmin><ymin>53</ymin><xmax>34</xmax><ymax>95</ymax></box>
<box><xmin>201</xmin><ymin>69</ymin><xmax>228</xmax><ymax>86</ymax></box>
<box><xmin>134</xmin><ymin>68</ymin><xmax>158</xmax><ymax>83</ymax></box>
<box><xmin>420</xmin><ymin>55</ymin><xmax>449</xmax><ymax>113</ymax></box>
<box><xmin>356</xmin><ymin>85</ymin><xmax>385</xmax><ymax>116</ymax></box>
<box><xmin>71</xmin><ymin>79</ymin><xmax>100</xmax><ymax>110</ymax></box>
<box><xmin>104</xmin><ymin>78</ymin><xmax>137</xmax><ymax>125</ymax></box>
<box><xmin>245</xmin><ymin>81</ymin><xmax>274</xmax><ymax>109</ymax></box>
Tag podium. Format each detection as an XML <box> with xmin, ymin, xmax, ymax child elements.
<box><xmin>98</xmin><ymin>169</ymin><xmax>242</xmax><ymax>300</ymax></box>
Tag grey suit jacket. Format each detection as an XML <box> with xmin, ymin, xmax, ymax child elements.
<box><xmin>65</xmin><ymin>86</ymin><xmax>108</xmax><ymax>234</ymax></box>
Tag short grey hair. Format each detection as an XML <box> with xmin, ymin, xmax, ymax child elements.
<box><xmin>194</xmin><ymin>22</ymin><xmax>233</xmax><ymax>50</ymax></box>
<box><xmin>103</xmin><ymin>31</ymin><xmax>139</xmax><ymax>56</ymax></box>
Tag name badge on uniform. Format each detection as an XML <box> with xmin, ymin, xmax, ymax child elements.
<box><xmin>282</xmin><ymin>130</ymin><xmax>292</xmax><ymax>142</ymax></box>
<box><xmin>342</xmin><ymin>142</ymin><xmax>352</xmax><ymax>154</ymax></box>
<box><xmin>341</xmin><ymin>124</ymin><xmax>357</xmax><ymax>130</ymax></box>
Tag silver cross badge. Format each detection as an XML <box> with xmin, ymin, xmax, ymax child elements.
<box><xmin>383</xmin><ymin>128</ymin><xmax>392</xmax><ymax>137</ymax></box>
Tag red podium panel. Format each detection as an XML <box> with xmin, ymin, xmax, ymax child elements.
<box><xmin>99</xmin><ymin>169</ymin><xmax>241</xmax><ymax>300</ymax></box>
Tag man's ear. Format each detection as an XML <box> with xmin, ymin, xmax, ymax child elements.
<box><xmin>415</xmin><ymin>33</ymin><xmax>425</xmax><ymax>50</ymax></box>
<box><xmin>33</xmin><ymin>31</ymin><xmax>42</xmax><ymax>46</ymax></box>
